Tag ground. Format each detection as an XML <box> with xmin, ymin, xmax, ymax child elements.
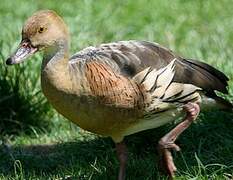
<box><xmin>0</xmin><ymin>0</ymin><xmax>233</xmax><ymax>179</ymax></box>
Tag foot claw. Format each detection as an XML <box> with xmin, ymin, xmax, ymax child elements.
<box><xmin>164</xmin><ymin>143</ymin><xmax>180</xmax><ymax>152</ymax></box>
<box><xmin>170</xmin><ymin>143</ymin><xmax>180</xmax><ymax>152</ymax></box>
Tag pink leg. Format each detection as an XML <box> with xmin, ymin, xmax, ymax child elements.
<box><xmin>116</xmin><ymin>141</ymin><xmax>128</xmax><ymax>180</ymax></box>
<box><xmin>158</xmin><ymin>102</ymin><xmax>200</xmax><ymax>179</ymax></box>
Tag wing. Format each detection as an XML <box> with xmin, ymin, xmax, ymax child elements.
<box><xmin>70</xmin><ymin>40</ymin><xmax>229</xmax><ymax>95</ymax></box>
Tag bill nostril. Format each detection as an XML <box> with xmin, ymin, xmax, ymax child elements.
<box><xmin>6</xmin><ymin>58</ymin><xmax>13</xmax><ymax>65</ymax></box>
<box><xmin>22</xmin><ymin>42</ymin><xmax>28</xmax><ymax>48</ymax></box>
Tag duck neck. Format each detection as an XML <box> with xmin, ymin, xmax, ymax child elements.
<box><xmin>41</xmin><ymin>38</ymin><xmax>72</xmax><ymax>93</ymax></box>
<box><xmin>42</xmin><ymin>39</ymin><xmax>69</xmax><ymax>69</ymax></box>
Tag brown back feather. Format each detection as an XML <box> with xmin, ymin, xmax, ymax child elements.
<box><xmin>71</xmin><ymin>40</ymin><xmax>230</xmax><ymax>95</ymax></box>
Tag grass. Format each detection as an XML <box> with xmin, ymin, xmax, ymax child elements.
<box><xmin>0</xmin><ymin>0</ymin><xmax>233</xmax><ymax>179</ymax></box>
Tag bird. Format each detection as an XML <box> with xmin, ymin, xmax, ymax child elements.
<box><xmin>6</xmin><ymin>10</ymin><xmax>232</xmax><ymax>180</ymax></box>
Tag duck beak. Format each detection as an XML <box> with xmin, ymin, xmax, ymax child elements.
<box><xmin>6</xmin><ymin>39</ymin><xmax>38</xmax><ymax>65</ymax></box>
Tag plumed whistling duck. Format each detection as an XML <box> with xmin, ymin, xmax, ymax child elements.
<box><xmin>6</xmin><ymin>10</ymin><xmax>232</xmax><ymax>179</ymax></box>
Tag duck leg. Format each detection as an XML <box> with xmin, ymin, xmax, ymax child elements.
<box><xmin>158</xmin><ymin>102</ymin><xmax>200</xmax><ymax>179</ymax></box>
<box><xmin>116</xmin><ymin>141</ymin><xmax>128</xmax><ymax>180</ymax></box>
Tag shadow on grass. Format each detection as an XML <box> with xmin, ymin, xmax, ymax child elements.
<box><xmin>0</xmin><ymin>111</ymin><xmax>233</xmax><ymax>180</ymax></box>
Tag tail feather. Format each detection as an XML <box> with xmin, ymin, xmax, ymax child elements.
<box><xmin>176</xmin><ymin>58</ymin><xmax>229</xmax><ymax>94</ymax></box>
<box><xmin>185</xmin><ymin>59</ymin><xmax>229</xmax><ymax>83</ymax></box>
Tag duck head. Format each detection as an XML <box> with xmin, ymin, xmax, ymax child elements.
<box><xmin>6</xmin><ymin>10</ymin><xmax>69</xmax><ymax>65</ymax></box>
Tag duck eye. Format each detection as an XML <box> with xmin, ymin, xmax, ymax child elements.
<box><xmin>38</xmin><ymin>27</ymin><xmax>44</xmax><ymax>33</ymax></box>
